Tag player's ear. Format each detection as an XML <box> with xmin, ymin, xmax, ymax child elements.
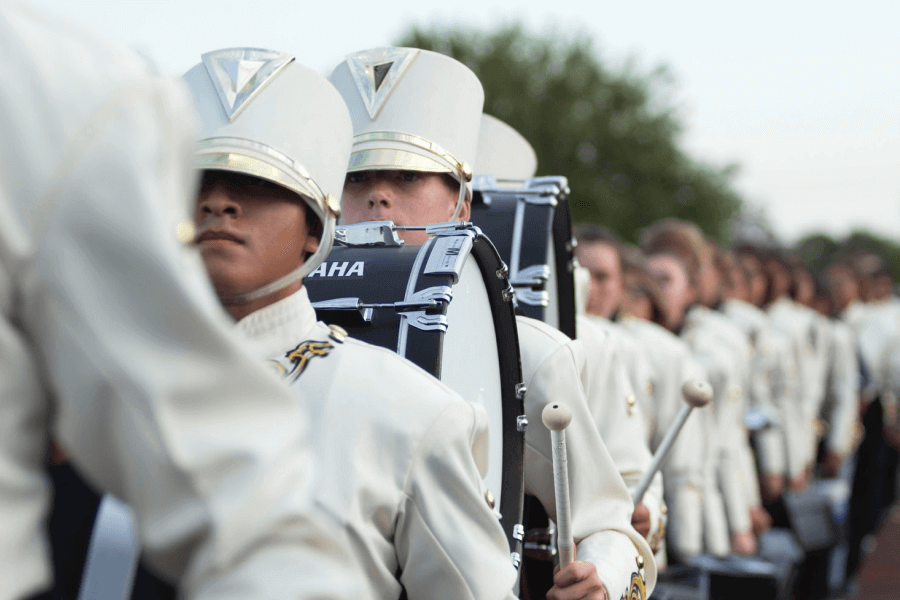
<box><xmin>457</xmin><ymin>195</ymin><xmax>472</xmax><ymax>222</ymax></box>
<box><xmin>304</xmin><ymin>234</ymin><xmax>320</xmax><ymax>255</ymax></box>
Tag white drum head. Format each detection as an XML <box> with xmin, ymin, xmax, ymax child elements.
<box><xmin>441</xmin><ymin>255</ymin><xmax>504</xmax><ymax>508</ymax></box>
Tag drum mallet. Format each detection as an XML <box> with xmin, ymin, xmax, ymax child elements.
<box><xmin>542</xmin><ymin>402</ymin><xmax>575</xmax><ymax>569</ymax></box>
<box><xmin>632</xmin><ymin>380</ymin><xmax>712</xmax><ymax>505</ymax></box>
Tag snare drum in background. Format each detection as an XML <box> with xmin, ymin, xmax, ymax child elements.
<box><xmin>304</xmin><ymin>221</ymin><xmax>526</xmax><ymax>562</ymax></box>
<box><xmin>470</xmin><ymin>175</ymin><xmax>577</xmax><ymax>339</ymax></box>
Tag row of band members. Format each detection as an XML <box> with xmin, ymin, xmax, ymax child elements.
<box><xmin>574</xmin><ymin>223</ymin><xmax>900</xmax><ymax>580</ymax></box>
<box><xmin>10</xmin><ymin>6</ymin><xmax>897</xmax><ymax>599</ymax></box>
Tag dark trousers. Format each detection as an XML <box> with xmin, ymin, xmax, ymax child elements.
<box><xmin>845</xmin><ymin>397</ymin><xmax>898</xmax><ymax>580</ymax></box>
<box><xmin>46</xmin><ymin>463</ymin><xmax>103</xmax><ymax>599</ymax></box>
<box><xmin>27</xmin><ymin>463</ymin><xmax>174</xmax><ymax>600</ymax></box>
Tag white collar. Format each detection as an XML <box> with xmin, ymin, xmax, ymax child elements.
<box><xmin>235</xmin><ymin>287</ymin><xmax>320</xmax><ymax>358</ymax></box>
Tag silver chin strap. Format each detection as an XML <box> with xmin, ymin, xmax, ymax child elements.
<box><xmin>219</xmin><ymin>216</ymin><xmax>335</xmax><ymax>305</ymax></box>
<box><xmin>449</xmin><ymin>171</ymin><xmax>468</xmax><ymax>222</ymax></box>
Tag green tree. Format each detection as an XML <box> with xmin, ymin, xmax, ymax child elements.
<box><xmin>396</xmin><ymin>24</ymin><xmax>744</xmax><ymax>243</ymax></box>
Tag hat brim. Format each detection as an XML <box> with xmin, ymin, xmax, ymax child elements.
<box><xmin>347</xmin><ymin>147</ymin><xmax>452</xmax><ymax>174</ymax></box>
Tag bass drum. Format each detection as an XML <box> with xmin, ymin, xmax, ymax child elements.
<box><xmin>304</xmin><ymin>221</ymin><xmax>526</xmax><ymax>562</ymax></box>
<box><xmin>470</xmin><ymin>175</ymin><xmax>577</xmax><ymax>339</ymax></box>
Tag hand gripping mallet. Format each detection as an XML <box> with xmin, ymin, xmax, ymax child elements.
<box><xmin>542</xmin><ymin>402</ymin><xmax>575</xmax><ymax>569</ymax></box>
<box><xmin>631</xmin><ymin>380</ymin><xmax>713</xmax><ymax>505</ymax></box>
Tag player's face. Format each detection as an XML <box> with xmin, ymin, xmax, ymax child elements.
<box><xmin>723</xmin><ymin>265</ymin><xmax>749</xmax><ymax>302</ymax></box>
<box><xmin>576</xmin><ymin>242</ymin><xmax>624</xmax><ymax>318</ymax></box>
<box><xmin>623</xmin><ymin>291</ymin><xmax>654</xmax><ymax>321</ymax></box>
<box><xmin>766</xmin><ymin>259</ymin><xmax>792</xmax><ymax>301</ymax></box>
<box><xmin>194</xmin><ymin>171</ymin><xmax>319</xmax><ymax>299</ymax></box>
<box><xmin>741</xmin><ymin>255</ymin><xmax>768</xmax><ymax>307</ymax></box>
<box><xmin>342</xmin><ymin>170</ymin><xmax>469</xmax><ymax>245</ymax></box>
<box><xmin>793</xmin><ymin>269</ymin><xmax>815</xmax><ymax>306</ymax></box>
<box><xmin>826</xmin><ymin>266</ymin><xmax>859</xmax><ymax>310</ymax></box>
<box><xmin>696</xmin><ymin>247</ymin><xmax>721</xmax><ymax>306</ymax></box>
<box><xmin>648</xmin><ymin>254</ymin><xmax>695</xmax><ymax>331</ymax></box>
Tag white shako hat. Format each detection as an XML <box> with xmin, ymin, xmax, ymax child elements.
<box><xmin>330</xmin><ymin>47</ymin><xmax>484</xmax><ymax>219</ymax></box>
<box><xmin>475</xmin><ymin>113</ymin><xmax>538</xmax><ymax>181</ymax></box>
<box><xmin>183</xmin><ymin>48</ymin><xmax>352</xmax><ymax>303</ymax></box>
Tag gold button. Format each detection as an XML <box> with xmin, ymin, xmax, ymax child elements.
<box><xmin>324</xmin><ymin>193</ymin><xmax>341</xmax><ymax>217</ymax></box>
<box><xmin>660</xmin><ymin>502</ymin><xmax>668</xmax><ymax>516</ymax></box>
<box><xmin>636</xmin><ymin>554</ymin><xmax>644</xmax><ymax>569</ymax></box>
<box><xmin>176</xmin><ymin>220</ymin><xmax>195</xmax><ymax>244</ymax></box>
<box><xmin>328</xmin><ymin>324</ymin><xmax>348</xmax><ymax>343</ymax></box>
<box><xmin>626</xmin><ymin>395</ymin><xmax>636</xmax><ymax>416</ymax></box>
<box><xmin>461</xmin><ymin>161</ymin><xmax>473</xmax><ymax>182</ymax></box>
<box><xmin>485</xmin><ymin>489</ymin><xmax>495</xmax><ymax>509</ymax></box>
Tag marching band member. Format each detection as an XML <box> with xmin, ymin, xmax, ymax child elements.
<box><xmin>763</xmin><ymin>250</ymin><xmax>820</xmax><ymax>492</ymax></box>
<box><xmin>640</xmin><ymin>221</ymin><xmax>758</xmax><ymax>556</ymax></box>
<box><xmin>183</xmin><ymin>48</ymin><xmax>519</xmax><ymax>599</ymax></box>
<box><xmin>716</xmin><ymin>248</ymin><xmax>782</xmax><ymax>528</ymax></box>
<box><xmin>0</xmin><ymin>7</ymin><xmax>360</xmax><ymax>599</ymax></box>
<box><xmin>476</xmin><ymin>115</ymin><xmax>664</xmax><ymax>554</ymax></box>
<box><xmin>332</xmin><ymin>47</ymin><xmax>656</xmax><ymax>600</ymax></box>
<box><xmin>733</xmin><ymin>246</ymin><xmax>800</xmax><ymax>502</ymax></box>
<box><xmin>569</xmin><ymin>228</ymin><xmax>663</xmax><ymax>546</ymax></box>
<box><xmin>813</xmin><ymin>276</ymin><xmax>860</xmax><ymax>477</ymax></box>
<box><xmin>575</xmin><ymin>229</ymin><xmax>710</xmax><ymax>563</ymax></box>
<box><xmin>636</xmin><ymin>241</ymin><xmax>732</xmax><ymax>557</ymax></box>
<box><xmin>792</xmin><ymin>260</ymin><xmax>836</xmax><ymax>468</ymax></box>
<box><xmin>843</xmin><ymin>253</ymin><xmax>900</xmax><ymax>581</ymax></box>
<box><xmin>825</xmin><ymin>260</ymin><xmax>869</xmax><ymax>336</ymax></box>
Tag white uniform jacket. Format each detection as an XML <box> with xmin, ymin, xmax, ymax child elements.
<box><xmin>617</xmin><ymin>315</ymin><xmax>713</xmax><ymax>560</ymax></box>
<box><xmin>236</xmin><ymin>288</ymin><xmax>518</xmax><ymax>600</ymax></box>
<box><xmin>856</xmin><ymin>298</ymin><xmax>900</xmax><ymax>404</ymax></box>
<box><xmin>754</xmin><ymin>328</ymin><xmax>798</xmax><ymax>478</ymax></box>
<box><xmin>682</xmin><ymin>306</ymin><xmax>754</xmax><ymax>536</ymax></box>
<box><xmin>517</xmin><ymin>317</ymin><xmax>656</xmax><ymax>599</ymax></box>
<box><xmin>821</xmin><ymin>320</ymin><xmax>860</xmax><ymax>458</ymax></box>
<box><xmin>0</xmin><ymin>4</ymin><xmax>359</xmax><ymax>599</ymax></box>
<box><xmin>768</xmin><ymin>298</ymin><xmax>820</xmax><ymax>477</ymax></box>
<box><xmin>577</xmin><ymin>315</ymin><xmax>666</xmax><ymax>551</ymax></box>
<box><xmin>842</xmin><ymin>301</ymin><xmax>869</xmax><ymax>338</ymax></box>
<box><xmin>719</xmin><ymin>299</ymin><xmax>779</xmax><ymax>507</ymax></box>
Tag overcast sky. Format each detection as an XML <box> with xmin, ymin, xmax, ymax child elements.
<box><xmin>27</xmin><ymin>0</ymin><xmax>900</xmax><ymax>244</ymax></box>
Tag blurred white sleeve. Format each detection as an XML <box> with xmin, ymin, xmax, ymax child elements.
<box><xmin>10</xmin><ymin>71</ymin><xmax>359</xmax><ymax>599</ymax></box>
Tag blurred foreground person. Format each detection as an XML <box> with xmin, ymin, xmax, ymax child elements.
<box><xmin>184</xmin><ymin>48</ymin><xmax>518</xmax><ymax>599</ymax></box>
<box><xmin>333</xmin><ymin>47</ymin><xmax>656</xmax><ymax>600</ymax></box>
<box><xmin>0</xmin><ymin>6</ymin><xmax>359</xmax><ymax>600</ymax></box>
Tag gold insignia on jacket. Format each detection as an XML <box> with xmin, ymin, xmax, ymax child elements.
<box><xmin>649</xmin><ymin>517</ymin><xmax>666</xmax><ymax>552</ymax></box>
<box><xmin>269</xmin><ymin>340</ymin><xmax>334</xmax><ymax>382</ymax></box>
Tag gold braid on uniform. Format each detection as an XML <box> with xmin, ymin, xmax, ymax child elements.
<box><xmin>283</xmin><ymin>340</ymin><xmax>333</xmax><ymax>382</ymax></box>
<box><xmin>619</xmin><ymin>556</ymin><xmax>647</xmax><ymax>600</ymax></box>
<box><xmin>268</xmin><ymin>326</ymin><xmax>346</xmax><ymax>381</ymax></box>
<box><xmin>649</xmin><ymin>516</ymin><xmax>666</xmax><ymax>551</ymax></box>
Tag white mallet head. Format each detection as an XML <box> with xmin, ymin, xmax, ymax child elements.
<box><xmin>681</xmin><ymin>380</ymin><xmax>713</xmax><ymax>408</ymax></box>
<box><xmin>542</xmin><ymin>402</ymin><xmax>573</xmax><ymax>431</ymax></box>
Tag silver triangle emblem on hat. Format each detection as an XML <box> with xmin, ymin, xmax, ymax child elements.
<box><xmin>202</xmin><ymin>48</ymin><xmax>295</xmax><ymax>121</ymax></box>
<box><xmin>345</xmin><ymin>48</ymin><xmax>419</xmax><ymax>120</ymax></box>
